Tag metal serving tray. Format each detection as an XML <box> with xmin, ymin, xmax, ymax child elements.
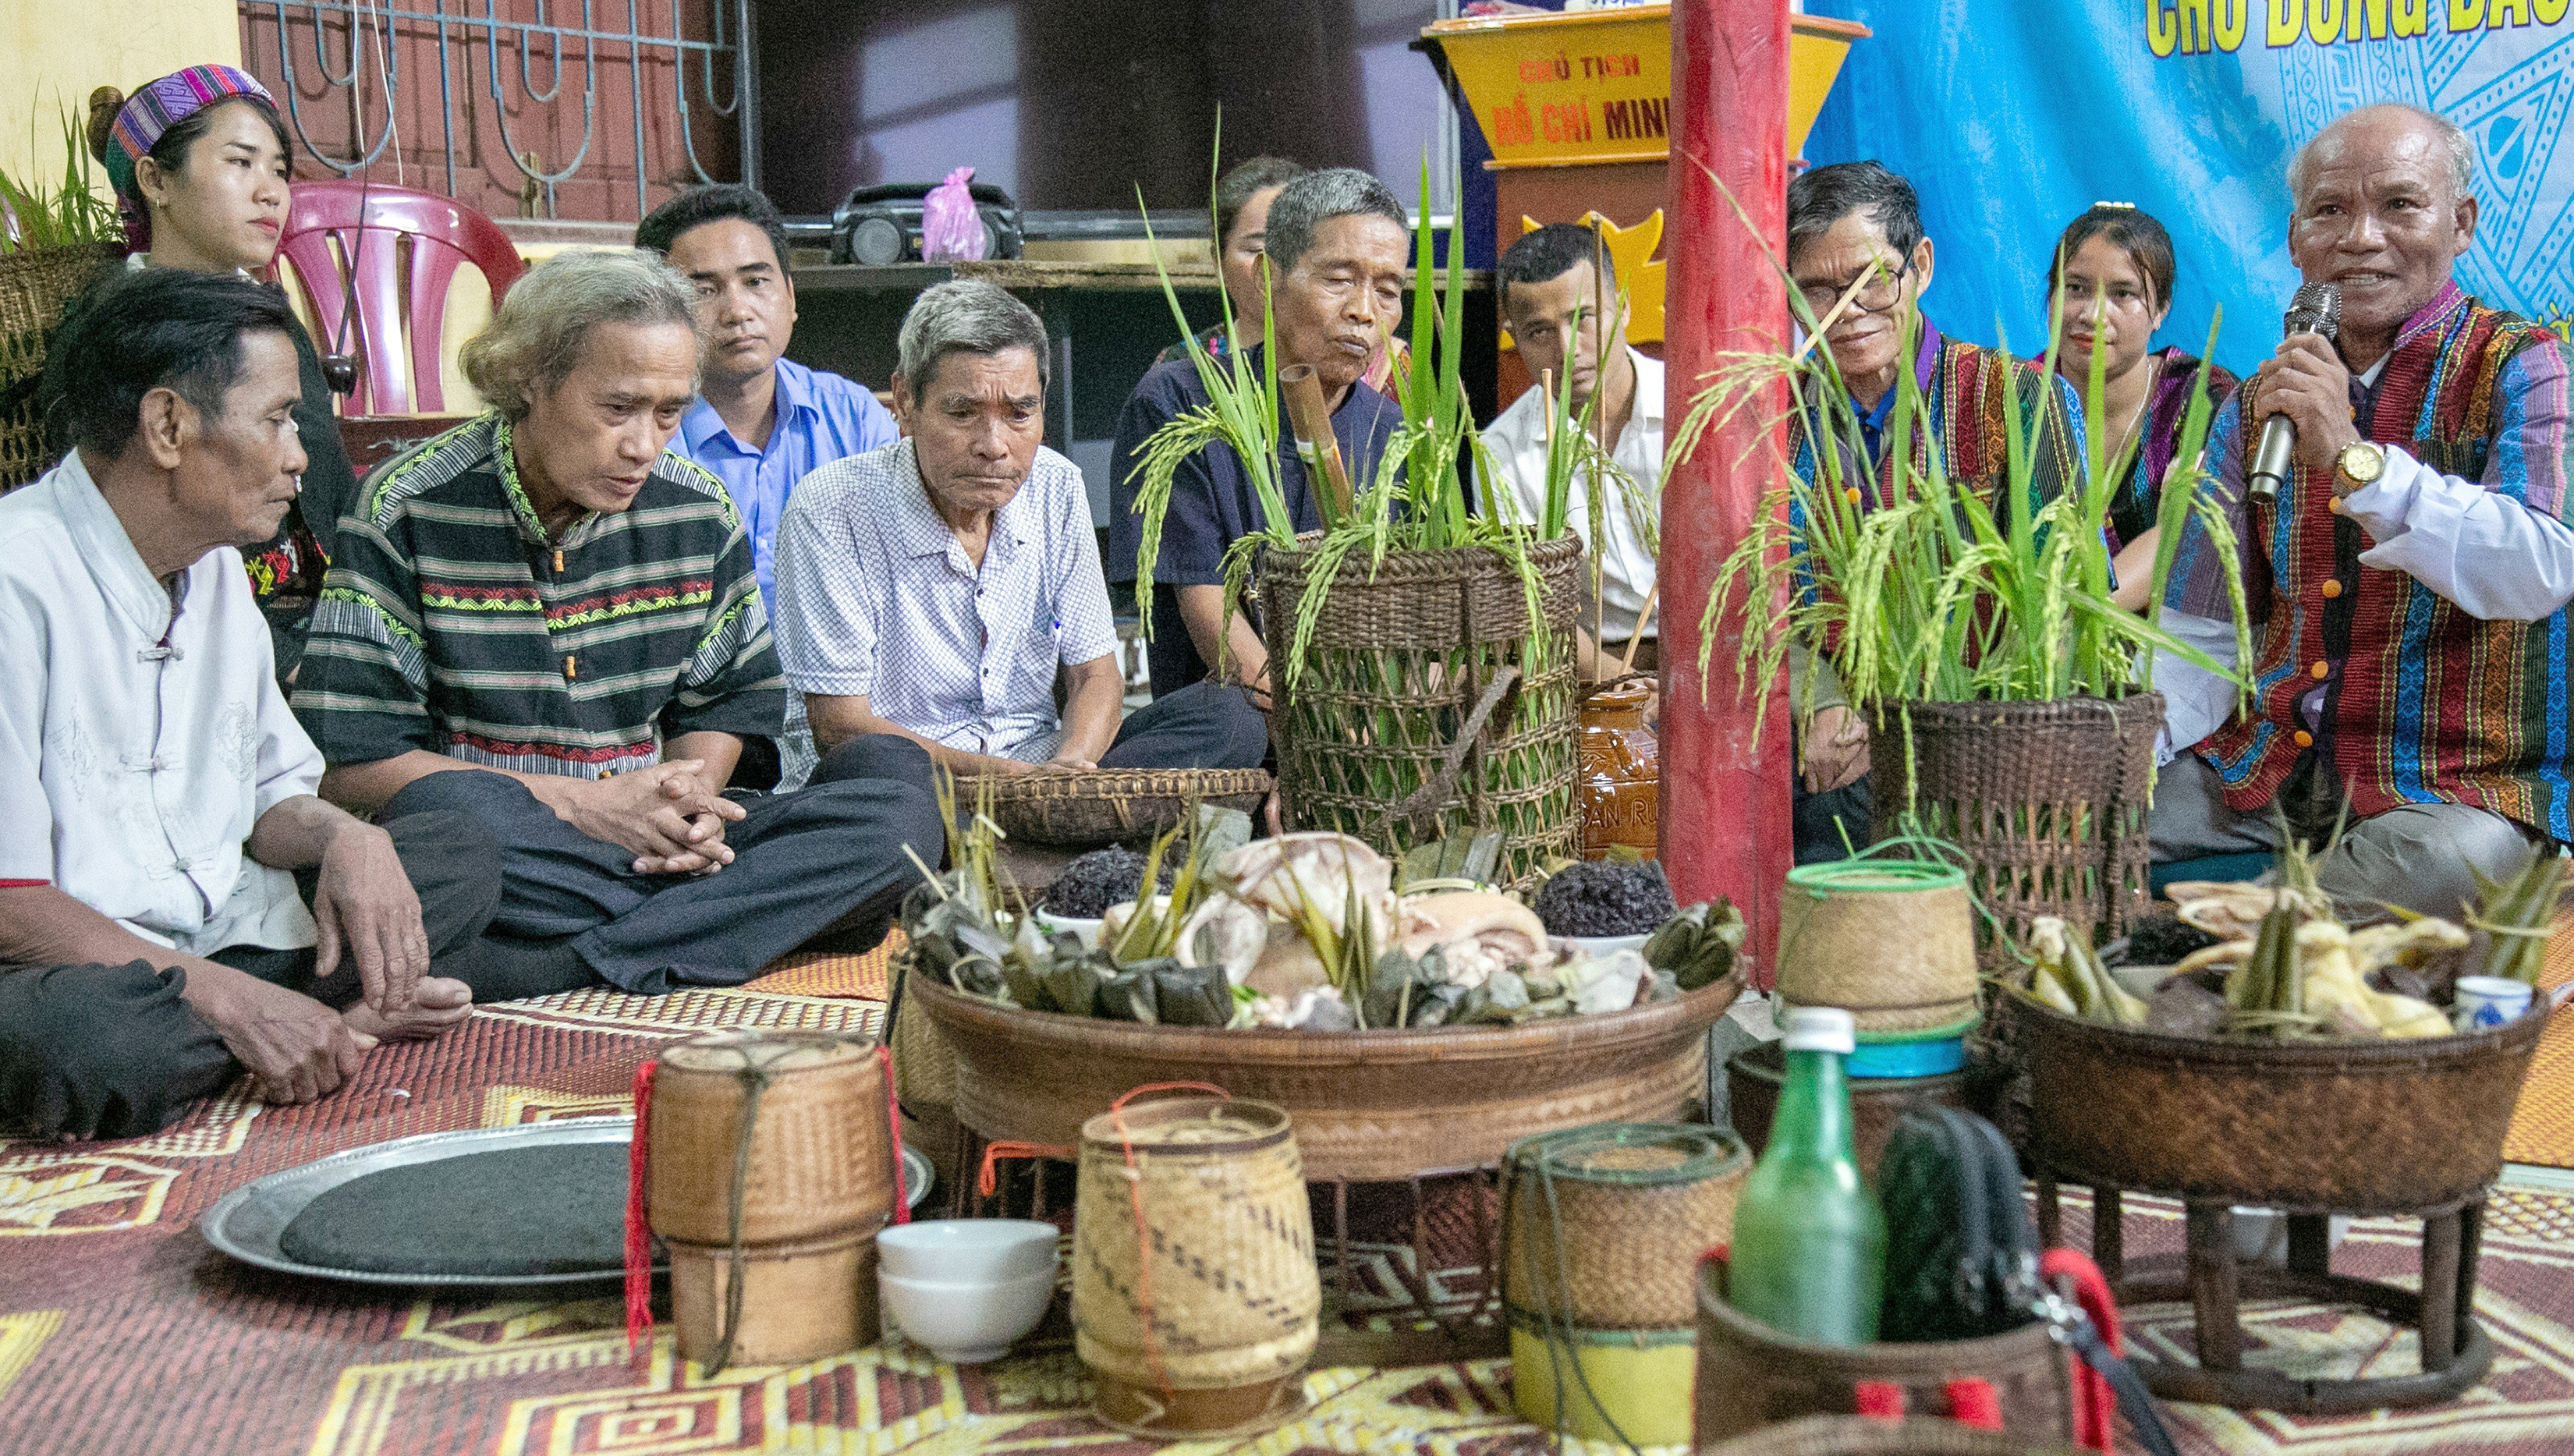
<box><xmin>200</xmin><ymin>1118</ymin><xmax>933</xmax><ymax>1288</ymax></box>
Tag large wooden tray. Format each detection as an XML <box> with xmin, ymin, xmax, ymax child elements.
<box><xmin>909</xmin><ymin>969</ymin><xmax>1739</xmax><ymax>1184</ymax></box>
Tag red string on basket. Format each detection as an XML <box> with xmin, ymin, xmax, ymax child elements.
<box><xmin>1108</xmin><ymin>1082</ymin><xmax>1231</xmax><ymax>1401</ymax></box>
<box><xmin>876</xmin><ymin>1043</ymin><xmax>910</xmax><ymax>1224</ymax></box>
<box><xmin>977</xmin><ymin>1141</ymin><xmax>1073</xmax><ymax>1200</ymax></box>
<box><xmin>623</xmin><ymin>1057</ymin><xmax>658</xmax><ymax>1357</ymax></box>
<box><xmin>2041</xmin><ymin>1248</ymin><xmax>2124</xmax><ymax>1453</ymax></box>
<box><xmin>1945</xmin><ymin>1380</ymin><xmax>2003</xmax><ymax>1430</ymax></box>
<box><xmin>1854</xmin><ymin>1382</ymin><xmax>1906</xmax><ymax>1422</ymax></box>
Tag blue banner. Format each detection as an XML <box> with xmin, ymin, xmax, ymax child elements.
<box><xmin>1800</xmin><ymin>0</ymin><xmax>2572</xmax><ymax>377</ymax></box>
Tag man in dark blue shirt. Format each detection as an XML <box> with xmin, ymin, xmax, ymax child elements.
<box><xmin>1108</xmin><ymin>168</ymin><xmax>1408</xmax><ymax>700</ymax></box>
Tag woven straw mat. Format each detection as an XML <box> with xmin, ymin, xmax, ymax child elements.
<box><xmin>740</xmin><ymin>928</ymin><xmax>904</xmax><ymax>1000</ymax></box>
<box><xmin>2499</xmin><ymin>909</ymin><xmax>2574</xmax><ymax>1169</ymax></box>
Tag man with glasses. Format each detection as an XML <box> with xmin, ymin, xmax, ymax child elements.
<box><xmin>1778</xmin><ymin>161</ymin><xmax>2088</xmax><ymax>859</ymax></box>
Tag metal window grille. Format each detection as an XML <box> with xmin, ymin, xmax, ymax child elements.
<box><xmin>241</xmin><ymin>0</ymin><xmax>759</xmax><ymax>221</ymax></box>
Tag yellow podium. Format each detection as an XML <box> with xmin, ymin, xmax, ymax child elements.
<box><xmin>1419</xmin><ymin>3</ymin><xmax>1865</xmax><ymax>384</ymax></box>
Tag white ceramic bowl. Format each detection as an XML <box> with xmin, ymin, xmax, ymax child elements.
<box><xmin>879</xmin><ymin>1266</ymin><xmax>1058</xmax><ymax>1364</ymax></box>
<box><xmin>1032</xmin><ymin>909</ymin><xmax>1104</xmax><ymax>951</ymax></box>
<box><xmin>876</xmin><ymin>1218</ymin><xmax>1058</xmax><ymax>1281</ymax></box>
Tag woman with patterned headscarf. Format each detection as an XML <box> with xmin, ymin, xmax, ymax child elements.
<box><xmin>73</xmin><ymin>66</ymin><xmax>360</xmax><ymax>678</ymax></box>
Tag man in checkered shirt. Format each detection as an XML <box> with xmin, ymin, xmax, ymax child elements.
<box><xmin>773</xmin><ymin>281</ymin><xmax>1267</xmax><ymax>785</ymax></box>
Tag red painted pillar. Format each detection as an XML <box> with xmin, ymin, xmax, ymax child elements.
<box><xmin>1661</xmin><ymin>0</ymin><xmax>1796</xmax><ymax>979</ymax></box>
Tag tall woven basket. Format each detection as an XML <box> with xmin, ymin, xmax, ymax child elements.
<box><xmin>1868</xmin><ymin>693</ymin><xmax>2163</xmax><ymax>967</ymax></box>
<box><xmin>1258</xmin><ymin>535</ymin><xmax>1582</xmax><ymax>886</ymax></box>
<box><xmin>0</xmin><ymin>243</ymin><xmax>119</xmax><ymax>491</ymax></box>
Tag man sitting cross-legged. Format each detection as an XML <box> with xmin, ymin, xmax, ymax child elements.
<box><xmin>293</xmin><ymin>249</ymin><xmax>943</xmax><ymax>996</ymax></box>
<box><xmin>0</xmin><ymin>270</ymin><xmax>510</xmax><ymax>1140</ymax></box>
<box><xmin>775</xmin><ymin>281</ymin><xmax>1268</xmax><ymax>785</ymax></box>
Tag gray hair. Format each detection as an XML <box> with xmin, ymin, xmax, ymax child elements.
<box><xmin>1261</xmin><ymin>168</ymin><xmax>1408</xmax><ymax>277</ymax></box>
<box><xmin>459</xmin><ymin>248</ymin><xmax>698</xmax><ymax>421</ymax></box>
<box><xmin>2287</xmin><ymin>104</ymin><xmax>2475</xmax><ymax>207</ymax></box>
<box><xmin>895</xmin><ymin>279</ymin><xmax>1049</xmax><ymax>399</ymax></box>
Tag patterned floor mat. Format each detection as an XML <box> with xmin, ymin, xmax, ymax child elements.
<box><xmin>7</xmin><ymin>983</ymin><xmax>2574</xmax><ymax>1454</ymax></box>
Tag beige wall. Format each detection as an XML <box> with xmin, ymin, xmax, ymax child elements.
<box><xmin>0</xmin><ymin>0</ymin><xmax>241</xmax><ymax>200</ymax></box>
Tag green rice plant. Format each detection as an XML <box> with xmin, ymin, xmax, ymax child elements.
<box><xmin>1675</xmin><ymin>182</ymin><xmax>2254</xmax><ymax>743</ymax></box>
<box><xmin>1123</xmin><ymin>152</ymin><xmax>1596</xmax><ymax>880</ymax></box>
<box><xmin>0</xmin><ymin>110</ymin><xmax>122</xmax><ymax>254</ymax></box>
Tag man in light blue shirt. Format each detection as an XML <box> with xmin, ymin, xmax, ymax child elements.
<box><xmin>637</xmin><ymin>185</ymin><xmax>899</xmax><ymax>603</ymax></box>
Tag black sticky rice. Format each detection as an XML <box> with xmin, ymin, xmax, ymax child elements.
<box><xmin>1042</xmin><ymin>847</ymin><xmax>1179</xmax><ymax>919</ymax></box>
<box><xmin>1533</xmin><ymin>860</ymin><xmax>1678</xmax><ymax>938</ymax></box>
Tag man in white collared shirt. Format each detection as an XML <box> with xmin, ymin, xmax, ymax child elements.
<box><xmin>775</xmin><ymin>282</ymin><xmax>1267</xmax><ymax>786</ymax></box>
<box><xmin>1481</xmin><ymin>224</ymin><xmax>1664</xmax><ymax>676</ymax></box>
<box><xmin>0</xmin><ymin>271</ymin><xmax>510</xmax><ymax>1140</ymax></box>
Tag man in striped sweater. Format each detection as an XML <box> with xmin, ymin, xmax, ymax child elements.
<box><xmin>294</xmin><ymin>250</ymin><xmax>942</xmax><ymax>994</ymax></box>
<box><xmin>2156</xmin><ymin>105</ymin><xmax>2572</xmax><ymax>919</ymax></box>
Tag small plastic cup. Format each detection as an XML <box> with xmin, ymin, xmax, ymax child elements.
<box><xmin>2454</xmin><ymin>976</ymin><xmax>2535</xmax><ymax>1033</ymax></box>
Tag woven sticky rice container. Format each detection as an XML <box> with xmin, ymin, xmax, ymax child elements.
<box><xmin>1259</xmin><ymin>534</ymin><xmax>1582</xmax><ymax>887</ymax></box>
<box><xmin>1777</xmin><ymin>860</ymin><xmax>1978</xmax><ymax>1033</ymax></box>
<box><xmin>1072</xmin><ymin>1089</ymin><xmax>1319</xmax><ymax>1437</ymax></box>
<box><xmin>646</xmin><ymin>1032</ymin><xmax>896</xmax><ymax>1245</ymax></box>
<box><xmin>2018</xmin><ymin>997</ymin><xmax>2559</xmax><ymax>1211</ymax></box>
<box><xmin>1869</xmin><ymin>694</ymin><xmax>2161</xmax><ymax>969</ymax></box>
<box><xmin>1728</xmin><ymin>1040</ymin><xmax>1969</xmax><ymax>1180</ymax></box>
<box><xmin>1694</xmin><ymin>1259</ymin><xmax>2081</xmax><ymax>1447</ymax></box>
<box><xmin>1503</xmin><ymin>1123</ymin><xmax>1750</xmax><ymax>1446</ymax></box>
<box><xmin>645</xmin><ymin>1031</ymin><xmax>899</xmax><ymax>1366</ymax></box>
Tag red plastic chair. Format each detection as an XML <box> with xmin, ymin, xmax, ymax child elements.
<box><xmin>277</xmin><ymin>180</ymin><xmax>524</xmax><ymax>416</ymax></box>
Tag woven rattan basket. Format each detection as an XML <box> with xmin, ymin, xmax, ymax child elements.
<box><xmin>0</xmin><ymin>243</ymin><xmax>119</xmax><ymax>491</ymax></box>
<box><xmin>2018</xmin><ymin>994</ymin><xmax>2563</xmax><ymax>1211</ymax></box>
<box><xmin>1502</xmin><ymin>1122</ymin><xmax>1749</xmax><ymax>1330</ymax></box>
<box><xmin>911</xmin><ymin>965</ymin><xmax>1739</xmax><ymax>1182</ymax></box>
<box><xmin>1869</xmin><ymin>693</ymin><xmax>2162</xmax><ymax>969</ymax></box>
<box><xmin>1702</xmin><ymin>1415</ymin><xmax>2082</xmax><ymax>1456</ymax></box>
<box><xmin>1695</xmin><ymin>1259</ymin><xmax>2081</xmax><ymax>1447</ymax></box>
<box><xmin>978</xmin><ymin>767</ymin><xmax>1271</xmax><ymax>848</ymax></box>
<box><xmin>1258</xmin><ymin>535</ymin><xmax>1581</xmax><ymax>887</ymax></box>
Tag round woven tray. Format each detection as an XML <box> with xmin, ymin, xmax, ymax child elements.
<box><xmin>910</xmin><ymin>967</ymin><xmax>1741</xmax><ymax>1184</ymax></box>
<box><xmin>2018</xmin><ymin>994</ymin><xmax>2562</xmax><ymax>1211</ymax></box>
<box><xmin>974</xmin><ymin>767</ymin><xmax>1271</xmax><ymax>848</ymax></box>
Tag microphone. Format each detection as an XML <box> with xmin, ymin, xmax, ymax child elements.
<box><xmin>2247</xmin><ymin>282</ymin><xmax>2342</xmax><ymax>503</ymax></box>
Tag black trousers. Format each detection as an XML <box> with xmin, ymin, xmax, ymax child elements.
<box><xmin>383</xmin><ymin>736</ymin><xmax>943</xmax><ymax>995</ymax></box>
<box><xmin>0</xmin><ymin>809</ymin><xmax>505</xmax><ymax>1142</ymax></box>
<box><xmin>1096</xmin><ymin>681</ymin><xmax>1269</xmax><ymax>770</ymax></box>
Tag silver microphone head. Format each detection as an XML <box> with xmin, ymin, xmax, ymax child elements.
<box><xmin>2284</xmin><ymin>282</ymin><xmax>2341</xmax><ymax>342</ymax></box>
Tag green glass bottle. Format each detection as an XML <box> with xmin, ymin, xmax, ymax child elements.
<box><xmin>1728</xmin><ymin>1005</ymin><xmax>1886</xmax><ymax>1344</ymax></box>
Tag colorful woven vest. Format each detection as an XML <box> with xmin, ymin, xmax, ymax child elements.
<box><xmin>1791</xmin><ymin>337</ymin><xmax>2080</xmax><ymax>505</ymax></box>
<box><xmin>2204</xmin><ymin>289</ymin><xmax>2571</xmax><ymax>841</ymax></box>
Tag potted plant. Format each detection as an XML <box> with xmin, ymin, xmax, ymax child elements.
<box><xmin>1126</xmin><ymin>163</ymin><xmax>1622</xmax><ymax>886</ymax></box>
<box><xmin>2</xmin><ymin>109</ymin><xmax>126</xmax><ymax>491</ymax></box>
<box><xmin>1683</xmin><ymin>253</ymin><xmax>2253</xmax><ymax>955</ymax></box>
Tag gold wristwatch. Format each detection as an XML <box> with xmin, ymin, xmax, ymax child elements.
<box><xmin>2333</xmin><ymin>441</ymin><xmax>2387</xmax><ymax>496</ymax></box>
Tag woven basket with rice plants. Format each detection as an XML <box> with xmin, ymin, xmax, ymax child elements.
<box><xmin>978</xmin><ymin>766</ymin><xmax>1271</xmax><ymax>848</ymax></box>
<box><xmin>1259</xmin><ymin>534</ymin><xmax>1581</xmax><ymax>887</ymax></box>
<box><xmin>0</xmin><ymin>243</ymin><xmax>119</xmax><ymax>490</ymax></box>
<box><xmin>1870</xmin><ymin>693</ymin><xmax>2162</xmax><ymax>969</ymax></box>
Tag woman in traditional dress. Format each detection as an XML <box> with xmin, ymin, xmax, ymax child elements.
<box><xmin>2045</xmin><ymin>204</ymin><xmax>2239</xmax><ymax>611</ymax></box>
<box><xmin>80</xmin><ymin>67</ymin><xmax>360</xmax><ymax>676</ymax></box>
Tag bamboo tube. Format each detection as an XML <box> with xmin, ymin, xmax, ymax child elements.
<box><xmin>1278</xmin><ymin>364</ymin><xmax>1355</xmax><ymax>523</ymax></box>
<box><xmin>1621</xmin><ymin>580</ymin><xmax>1661</xmax><ymax>676</ymax></box>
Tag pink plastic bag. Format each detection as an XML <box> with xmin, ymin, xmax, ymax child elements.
<box><xmin>920</xmin><ymin>166</ymin><xmax>988</xmax><ymax>263</ymax></box>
